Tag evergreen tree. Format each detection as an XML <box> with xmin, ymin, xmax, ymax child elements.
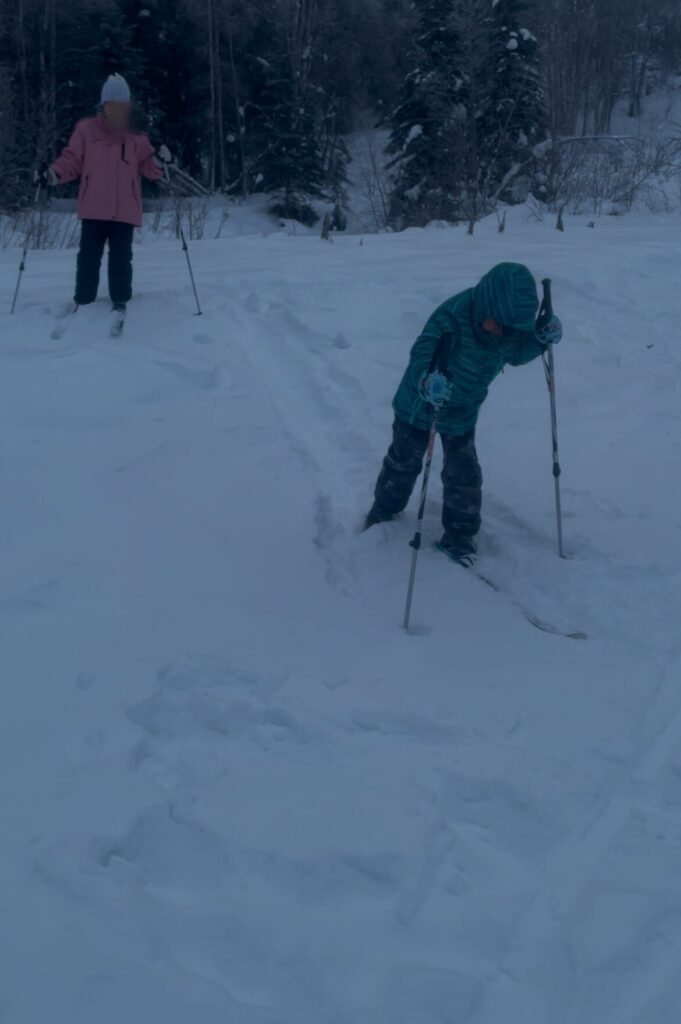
<box><xmin>479</xmin><ymin>0</ymin><xmax>546</xmax><ymax>201</ymax></box>
<box><xmin>249</xmin><ymin>3</ymin><xmax>327</xmax><ymax>224</ymax></box>
<box><xmin>386</xmin><ymin>0</ymin><xmax>469</xmax><ymax>228</ymax></box>
<box><xmin>256</xmin><ymin>66</ymin><xmax>326</xmax><ymax>223</ymax></box>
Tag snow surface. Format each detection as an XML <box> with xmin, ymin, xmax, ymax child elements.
<box><xmin>1</xmin><ymin>209</ymin><xmax>681</xmax><ymax>1023</ymax></box>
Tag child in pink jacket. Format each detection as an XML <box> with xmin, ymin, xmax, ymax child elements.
<box><xmin>45</xmin><ymin>74</ymin><xmax>166</xmax><ymax>313</ymax></box>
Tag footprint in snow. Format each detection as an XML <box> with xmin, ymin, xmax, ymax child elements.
<box><xmin>350</xmin><ymin>709</ymin><xmax>465</xmax><ymax>745</ymax></box>
<box><xmin>95</xmin><ymin>804</ymin><xmax>229</xmax><ymax>898</ymax></box>
<box><xmin>124</xmin><ymin>656</ymin><xmax>315</xmax><ymax>788</ymax></box>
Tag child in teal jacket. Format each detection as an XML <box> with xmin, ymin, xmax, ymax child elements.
<box><xmin>366</xmin><ymin>263</ymin><xmax>562</xmax><ymax>565</ymax></box>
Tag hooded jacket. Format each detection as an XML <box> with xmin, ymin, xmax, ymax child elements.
<box><xmin>393</xmin><ymin>262</ymin><xmax>545</xmax><ymax>435</ymax></box>
<box><xmin>50</xmin><ymin>115</ymin><xmax>163</xmax><ymax>227</ymax></box>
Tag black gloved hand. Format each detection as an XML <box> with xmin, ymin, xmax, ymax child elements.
<box><xmin>36</xmin><ymin>164</ymin><xmax>58</xmax><ymax>188</ymax></box>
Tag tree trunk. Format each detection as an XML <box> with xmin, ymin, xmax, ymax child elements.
<box><xmin>49</xmin><ymin>0</ymin><xmax>56</xmax><ymax>156</ymax></box>
<box><xmin>215</xmin><ymin>7</ymin><xmax>225</xmax><ymax>190</ymax></box>
<box><xmin>16</xmin><ymin>0</ymin><xmax>30</xmax><ymax>132</ymax></box>
<box><xmin>225</xmin><ymin>7</ymin><xmax>248</xmax><ymax>195</ymax></box>
<box><xmin>37</xmin><ymin>0</ymin><xmax>57</xmax><ymax>164</ymax></box>
<box><xmin>207</xmin><ymin>0</ymin><xmax>217</xmax><ymax>191</ymax></box>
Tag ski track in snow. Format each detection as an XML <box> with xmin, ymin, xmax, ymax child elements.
<box><xmin>1</xmin><ymin>213</ymin><xmax>680</xmax><ymax>1022</ymax></box>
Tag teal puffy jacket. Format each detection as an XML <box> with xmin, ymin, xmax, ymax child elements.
<box><xmin>393</xmin><ymin>262</ymin><xmax>546</xmax><ymax>436</ymax></box>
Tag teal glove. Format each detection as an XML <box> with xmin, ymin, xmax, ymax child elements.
<box><xmin>420</xmin><ymin>372</ymin><xmax>453</xmax><ymax>408</ymax></box>
<box><xmin>537</xmin><ymin>315</ymin><xmax>563</xmax><ymax>345</ymax></box>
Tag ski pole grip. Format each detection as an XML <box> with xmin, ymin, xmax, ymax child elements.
<box><xmin>541</xmin><ymin>278</ymin><xmax>553</xmax><ymax>318</ymax></box>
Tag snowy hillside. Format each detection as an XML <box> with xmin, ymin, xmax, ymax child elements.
<box><xmin>1</xmin><ymin>211</ymin><xmax>681</xmax><ymax>1023</ymax></box>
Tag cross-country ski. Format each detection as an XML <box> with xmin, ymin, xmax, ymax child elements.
<box><xmin>2</xmin><ymin>18</ymin><xmax>681</xmax><ymax>1024</ymax></box>
<box><xmin>473</xmin><ymin>570</ymin><xmax>587</xmax><ymax>640</ymax></box>
<box><xmin>50</xmin><ymin>303</ymin><xmax>78</xmax><ymax>340</ymax></box>
<box><xmin>110</xmin><ymin>305</ymin><xmax>126</xmax><ymax>338</ymax></box>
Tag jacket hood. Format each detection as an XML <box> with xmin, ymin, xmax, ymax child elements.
<box><xmin>473</xmin><ymin>262</ymin><xmax>539</xmax><ymax>332</ymax></box>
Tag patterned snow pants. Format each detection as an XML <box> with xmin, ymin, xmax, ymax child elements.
<box><xmin>373</xmin><ymin>417</ymin><xmax>483</xmax><ymax>542</ymax></box>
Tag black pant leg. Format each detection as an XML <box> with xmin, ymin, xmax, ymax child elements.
<box><xmin>373</xmin><ymin>418</ymin><xmax>430</xmax><ymax>516</ymax></box>
<box><xmin>441</xmin><ymin>430</ymin><xmax>483</xmax><ymax>543</ymax></box>
<box><xmin>107</xmin><ymin>222</ymin><xmax>134</xmax><ymax>306</ymax></box>
<box><xmin>74</xmin><ymin>220</ymin><xmax>107</xmax><ymax>305</ymax></box>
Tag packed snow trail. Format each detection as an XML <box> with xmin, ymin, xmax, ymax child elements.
<box><xmin>1</xmin><ymin>212</ymin><xmax>680</xmax><ymax>1023</ymax></box>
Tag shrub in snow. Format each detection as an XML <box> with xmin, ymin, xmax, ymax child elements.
<box><xmin>269</xmin><ymin>196</ymin><xmax>319</xmax><ymax>228</ymax></box>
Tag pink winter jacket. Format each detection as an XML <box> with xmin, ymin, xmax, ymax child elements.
<box><xmin>51</xmin><ymin>115</ymin><xmax>163</xmax><ymax>227</ymax></box>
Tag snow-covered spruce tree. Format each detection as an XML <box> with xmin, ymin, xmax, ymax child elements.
<box><xmin>479</xmin><ymin>0</ymin><xmax>546</xmax><ymax>203</ymax></box>
<box><xmin>251</xmin><ymin>0</ymin><xmax>327</xmax><ymax>225</ymax></box>
<box><xmin>257</xmin><ymin>75</ymin><xmax>326</xmax><ymax>224</ymax></box>
<box><xmin>386</xmin><ymin>0</ymin><xmax>470</xmax><ymax>228</ymax></box>
<box><xmin>450</xmin><ymin>0</ymin><xmax>495</xmax><ymax>233</ymax></box>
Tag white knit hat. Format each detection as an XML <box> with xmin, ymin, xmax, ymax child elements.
<box><xmin>101</xmin><ymin>73</ymin><xmax>131</xmax><ymax>105</ymax></box>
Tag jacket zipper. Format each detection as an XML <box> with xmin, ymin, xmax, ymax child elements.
<box><xmin>114</xmin><ymin>140</ymin><xmax>120</xmax><ymax>220</ymax></box>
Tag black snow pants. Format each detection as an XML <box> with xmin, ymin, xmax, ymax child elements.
<box><xmin>75</xmin><ymin>219</ymin><xmax>134</xmax><ymax>307</ymax></box>
<box><xmin>373</xmin><ymin>417</ymin><xmax>483</xmax><ymax>546</ymax></box>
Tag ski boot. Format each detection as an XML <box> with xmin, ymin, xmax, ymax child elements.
<box><xmin>363</xmin><ymin>504</ymin><xmax>396</xmax><ymax>531</ymax></box>
<box><xmin>435</xmin><ymin>534</ymin><xmax>477</xmax><ymax>569</ymax></box>
<box><xmin>110</xmin><ymin>304</ymin><xmax>127</xmax><ymax>338</ymax></box>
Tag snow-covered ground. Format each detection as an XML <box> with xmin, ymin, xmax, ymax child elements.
<box><xmin>1</xmin><ymin>209</ymin><xmax>680</xmax><ymax>1023</ymax></box>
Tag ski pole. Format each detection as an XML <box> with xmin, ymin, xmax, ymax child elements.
<box><xmin>164</xmin><ymin>164</ymin><xmax>203</xmax><ymax>316</ymax></box>
<box><xmin>10</xmin><ymin>179</ymin><xmax>42</xmax><ymax>314</ymax></box>
<box><xmin>403</xmin><ymin>331</ymin><xmax>453</xmax><ymax>632</ymax></box>
<box><xmin>403</xmin><ymin>421</ymin><xmax>438</xmax><ymax>632</ymax></box>
<box><xmin>538</xmin><ymin>278</ymin><xmax>566</xmax><ymax>559</ymax></box>
<box><xmin>179</xmin><ymin>224</ymin><xmax>203</xmax><ymax>316</ymax></box>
